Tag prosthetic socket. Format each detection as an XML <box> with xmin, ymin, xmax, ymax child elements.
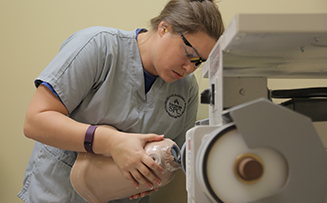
<box><xmin>70</xmin><ymin>138</ymin><xmax>181</xmax><ymax>203</ymax></box>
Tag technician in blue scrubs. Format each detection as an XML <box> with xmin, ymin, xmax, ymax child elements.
<box><xmin>19</xmin><ymin>0</ymin><xmax>224</xmax><ymax>202</ymax></box>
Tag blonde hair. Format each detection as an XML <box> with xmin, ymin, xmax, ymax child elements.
<box><xmin>150</xmin><ymin>0</ymin><xmax>224</xmax><ymax>40</ymax></box>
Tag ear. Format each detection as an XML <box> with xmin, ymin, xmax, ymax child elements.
<box><xmin>158</xmin><ymin>21</ymin><xmax>170</xmax><ymax>37</ymax></box>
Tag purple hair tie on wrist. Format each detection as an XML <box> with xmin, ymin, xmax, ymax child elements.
<box><xmin>84</xmin><ymin>125</ymin><xmax>98</xmax><ymax>154</ymax></box>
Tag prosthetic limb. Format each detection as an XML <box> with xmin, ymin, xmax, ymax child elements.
<box><xmin>70</xmin><ymin>138</ymin><xmax>181</xmax><ymax>203</ymax></box>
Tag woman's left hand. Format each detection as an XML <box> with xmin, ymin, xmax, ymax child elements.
<box><xmin>92</xmin><ymin>125</ymin><xmax>164</xmax><ymax>190</ymax></box>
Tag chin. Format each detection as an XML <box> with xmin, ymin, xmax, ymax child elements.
<box><xmin>162</xmin><ymin>77</ymin><xmax>176</xmax><ymax>83</ymax></box>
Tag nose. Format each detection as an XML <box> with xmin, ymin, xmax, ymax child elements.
<box><xmin>182</xmin><ymin>62</ymin><xmax>196</xmax><ymax>74</ymax></box>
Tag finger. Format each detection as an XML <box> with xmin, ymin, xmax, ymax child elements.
<box><xmin>130</xmin><ymin>167</ymin><xmax>154</xmax><ymax>190</ymax></box>
<box><xmin>129</xmin><ymin>194</ymin><xmax>140</xmax><ymax>200</ymax></box>
<box><xmin>142</xmin><ymin>134</ymin><xmax>164</xmax><ymax>144</ymax></box>
<box><xmin>141</xmin><ymin>188</ymin><xmax>158</xmax><ymax>197</ymax></box>
<box><xmin>143</xmin><ymin>153</ymin><xmax>165</xmax><ymax>176</ymax></box>
<box><xmin>130</xmin><ymin>188</ymin><xmax>159</xmax><ymax>200</ymax></box>
<box><xmin>139</xmin><ymin>161</ymin><xmax>162</xmax><ymax>187</ymax></box>
<box><xmin>122</xmin><ymin>171</ymin><xmax>139</xmax><ymax>189</ymax></box>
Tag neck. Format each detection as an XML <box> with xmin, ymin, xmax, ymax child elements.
<box><xmin>137</xmin><ymin>31</ymin><xmax>158</xmax><ymax>76</ymax></box>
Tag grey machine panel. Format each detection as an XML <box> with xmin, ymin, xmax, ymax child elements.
<box><xmin>227</xmin><ymin>98</ymin><xmax>327</xmax><ymax>203</ymax></box>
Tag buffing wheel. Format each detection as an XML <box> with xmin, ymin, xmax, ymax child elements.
<box><xmin>202</xmin><ymin>126</ymin><xmax>288</xmax><ymax>203</ymax></box>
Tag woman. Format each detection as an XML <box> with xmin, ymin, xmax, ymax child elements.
<box><xmin>18</xmin><ymin>0</ymin><xmax>224</xmax><ymax>202</ymax></box>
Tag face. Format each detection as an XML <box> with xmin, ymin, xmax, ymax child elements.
<box><xmin>152</xmin><ymin>29</ymin><xmax>216</xmax><ymax>83</ymax></box>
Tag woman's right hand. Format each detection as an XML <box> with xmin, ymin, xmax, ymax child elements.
<box><xmin>93</xmin><ymin>125</ymin><xmax>164</xmax><ymax>190</ymax></box>
<box><xmin>129</xmin><ymin>188</ymin><xmax>159</xmax><ymax>200</ymax></box>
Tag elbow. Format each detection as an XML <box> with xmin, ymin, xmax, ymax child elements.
<box><xmin>23</xmin><ymin>120</ymin><xmax>33</xmax><ymax>139</ymax></box>
<box><xmin>23</xmin><ymin>116</ymin><xmax>37</xmax><ymax>140</ymax></box>
<box><xmin>23</xmin><ymin>107</ymin><xmax>42</xmax><ymax>140</ymax></box>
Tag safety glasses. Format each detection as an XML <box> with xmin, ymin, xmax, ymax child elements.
<box><xmin>179</xmin><ymin>32</ymin><xmax>206</xmax><ymax>66</ymax></box>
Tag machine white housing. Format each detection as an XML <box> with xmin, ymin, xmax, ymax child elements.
<box><xmin>182</xmin><ymin>13</ymin><xmax>327</xmax><ymax>203</ymax></box>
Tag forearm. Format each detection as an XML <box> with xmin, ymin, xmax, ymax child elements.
<box><xmin>24</xmin><ymin>109</ymin><xmax>122</xmax><ymax>154</ymax></box>
<box><xmin>23</xmin><ymin>85</ymin><xmax>117</xmax><ymax>154</ymax></box>
<box><xmin>24</xmin><ymin>109</ymin><xmax>88</xmax><ymax>152</ymax></box>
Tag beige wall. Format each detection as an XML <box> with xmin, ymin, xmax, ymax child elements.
<box><xmin>1</xmin><ymin>0</ymin><xmax>326</xmax><ymax>203</ymax></box>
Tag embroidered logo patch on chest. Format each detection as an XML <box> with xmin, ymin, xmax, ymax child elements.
<box><xmin>165</xmin><ymin>94</ymin><xmax>186</xmax><ymax>118</ymax></box>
